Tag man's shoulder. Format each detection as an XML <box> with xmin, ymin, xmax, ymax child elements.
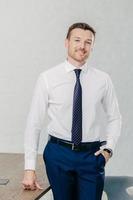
<box><xmin>90</xmin><ymin>66</ymin><xmax>110</xmax><ymax>80</ymax></box>
<box><xmin>41</xmin><ymin>62</ymin><xmax>65</xmax><ymax>78</ymax></box>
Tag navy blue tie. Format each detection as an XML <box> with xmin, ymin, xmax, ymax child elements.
<box><xmin>71</xmin><ymin>69</ymin><xmax>82</xmax><ymax>145</ymax></box>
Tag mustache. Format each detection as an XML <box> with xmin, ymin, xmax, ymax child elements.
<box><xmin>75</xmin><ymin>48</ymin><xmax>86</xmax><ymax>53</ymax></box>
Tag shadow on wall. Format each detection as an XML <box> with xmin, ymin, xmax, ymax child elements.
<box><xmin>103</xmin><ymin>176</ymin><xmax>133</xmax><ymax>200</ymax></box>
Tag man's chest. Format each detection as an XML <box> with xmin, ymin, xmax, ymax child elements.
<box><xmin>48</xmin><ymin>78</ymin><xmax>106</xmax><ymax>107</ymax></box>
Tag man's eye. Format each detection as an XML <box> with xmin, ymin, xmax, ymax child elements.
<box><xmin>86</xmin><ymin>42</ymin><xmax>91</xmax><ymax>45</ymax></box>
<box><xmin>75</xmin><ymin>40</ymin><xmax>80</xmax><ymax>42</ymax></box>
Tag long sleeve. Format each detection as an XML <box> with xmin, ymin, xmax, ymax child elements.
<box><xmin>24</xmin><ymin>74</ymin><xmax>48</xmax><ymax>170</ymax></box>
<box><xmin>102</xmin><ymin>74</ymin><xmax>122</xmax><ymax>151</ymax></box>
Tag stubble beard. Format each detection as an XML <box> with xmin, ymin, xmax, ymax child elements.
<box><xmin>73</xmin><ymin>49</ymin><xmax>89</xmax><ymax>63</ymax></box>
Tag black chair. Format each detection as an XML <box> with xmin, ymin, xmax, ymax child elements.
<box><xmin>104</xmin><ymin>176</ymin><xmax>133</xmax><ymax>200</ymax></box>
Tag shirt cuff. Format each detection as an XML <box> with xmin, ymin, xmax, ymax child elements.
<box><xmin>24</xmin><ymin>159</ymin><xmax>36</xmax><ymax>170</ymax></box>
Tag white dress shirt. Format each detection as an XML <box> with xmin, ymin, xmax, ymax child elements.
<box><xmin>24</xmin><ymin>60</ymin><xmax>122</xmax><ymax>170</ymax></box>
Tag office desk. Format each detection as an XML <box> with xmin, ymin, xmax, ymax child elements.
<box><xmin>0</xmin><ymin>153</ymin><xmax>50</xmax><ymax>200</ymax></box>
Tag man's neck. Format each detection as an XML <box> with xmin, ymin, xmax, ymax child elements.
<box><xmin>67</xmin><ymin>56</ymin><xmax>86</xmax><ymax>68</ymax></box>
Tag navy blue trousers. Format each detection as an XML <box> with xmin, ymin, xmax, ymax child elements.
<box><xmin>43</xmin><ymin>141</ymin><xmax>105</xmax><ymax>200</ymax></box>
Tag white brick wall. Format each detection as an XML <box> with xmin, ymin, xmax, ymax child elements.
<box><xmin>0</xmin><ymin>0</ymin><xmax>133</xmax><ymax>177</ymax></box>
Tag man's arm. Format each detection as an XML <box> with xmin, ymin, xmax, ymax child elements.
<box><xmin>22</xmin><ymin>73</ymin><xmax>48</xmax><ymax>190</ymax></box>
<box><xmin>95</xmin><ymin>74</ymin><xmax>122</xmax><ymax>162</ymax></box>
<box><xmin>102</xmin><ymin>74</ymin><xmax>122</xmax><ymax>151</ymax></box>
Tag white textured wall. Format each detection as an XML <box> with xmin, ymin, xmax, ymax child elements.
<box><xmin>0</xmin><ymin>0</ymin><xmax>133</xmax><ymax>177</ymax></box>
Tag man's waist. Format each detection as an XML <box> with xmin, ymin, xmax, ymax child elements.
<box><xmin>48</xmin><ymin>135</ymin><xmax>106</xmax><ymax>151</ymax></box>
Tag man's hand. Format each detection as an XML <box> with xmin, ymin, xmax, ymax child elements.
<box><xmin>94</xmin><ymin>149</ymin><xmax>111</xmax><ymax>164</ymax></box>
<box><xmin>22</xmin><ymin>170</ymin><xmax>43</xmax><ymax>191</ymax></box>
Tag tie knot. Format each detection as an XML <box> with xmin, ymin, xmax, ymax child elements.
<box><xmin>74</xmin><ymin>69</ymin><xmax>82</xmax><ymax>79</ymax></box>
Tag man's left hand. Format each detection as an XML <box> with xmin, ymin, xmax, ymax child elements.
<box><xmin>94</xmin><ymin>149</ymin><xmax>111</xmax><ymax>164</ymax></box>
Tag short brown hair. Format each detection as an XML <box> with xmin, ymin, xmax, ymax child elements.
<box><xmin>66</xmin><ymin>22</ymin><xmax>96</xmax><ymax>39</ymax></box>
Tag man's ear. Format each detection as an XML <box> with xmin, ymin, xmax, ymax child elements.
<box><xmin>65</xmin><ymin>38</ymin><xmax>68</xmax><ymax>48</ymax></box>
<box><xmin>90</xmin><ymin>35</ymin><xmax>95</xmax><ymax>52</ymax></box>
<box><xmin>91</xmin><ymin>47</ymin><xmax>93</xmax><ymax>52</ymax></box>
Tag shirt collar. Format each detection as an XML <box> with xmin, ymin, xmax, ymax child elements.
<box><xmin>64</xmin><ymin>59</ymin><xmax>89</xmax><ymax>73</ymax></box>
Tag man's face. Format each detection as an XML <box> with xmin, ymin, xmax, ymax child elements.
<box><xmin>65</xmin><ymin>28</ymin><xmax>94</xmax><ymax>64</ymax></box>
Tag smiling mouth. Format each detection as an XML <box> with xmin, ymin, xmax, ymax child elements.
<box><xmin>76</xmin><ymin>50</ymin><xmax>86</xmax><ymax>55</ymax></box>
<box><xmin>78</xmin><ymin>51</ymin><xmax>86</xmax><ymax>56</ymax></box>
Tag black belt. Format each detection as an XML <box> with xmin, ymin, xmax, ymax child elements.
<box><xmin>49</xmin><ymin>135</ymin><xmax>106</xmax><ymax>151</ymax></box>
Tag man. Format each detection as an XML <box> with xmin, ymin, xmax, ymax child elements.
<box><xmin>22</xmin><ymin>22</ymin><xmax>122</xmax><ymax>200</ymax></box>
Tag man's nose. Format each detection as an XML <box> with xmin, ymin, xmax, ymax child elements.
<box><xmin>80</xmin><ymin>42</ymin><xmax>85</xmax><ymax>49</ymax></box>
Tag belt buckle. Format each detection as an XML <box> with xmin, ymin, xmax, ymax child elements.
<box><xmin>72</xmin><ymin>143</ymin><xmax>79</xmax><ymax>151</ymax></box>
<box><xmin>72</xmin><ymin>143</ymin><xmax>75</xmax><ymax>150</ymax></box>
